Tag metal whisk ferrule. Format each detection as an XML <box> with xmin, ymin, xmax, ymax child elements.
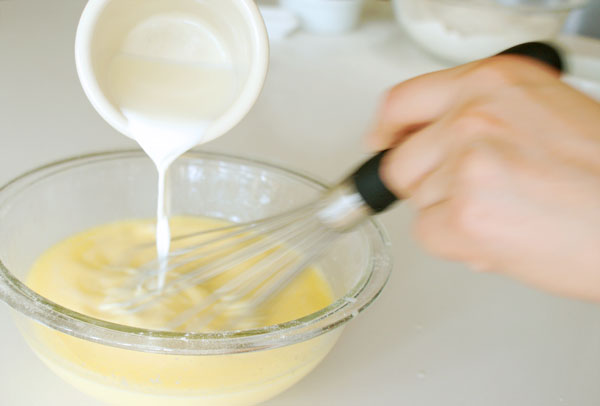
<box><xmin>316</xmin><ymin>179</ymin><xmax>373</xmax><ymax>233</ymax></box>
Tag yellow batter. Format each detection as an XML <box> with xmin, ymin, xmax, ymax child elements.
<box><xmin>23</xmin><ymin>217</ymin><xmax>340</xmax><ymax>406</ymax></box>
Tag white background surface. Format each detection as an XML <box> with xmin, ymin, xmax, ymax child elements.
<box><xmin>1</xmin><ymin>1</ymin><xmax>600</xmax><ymax>405</ymax></box>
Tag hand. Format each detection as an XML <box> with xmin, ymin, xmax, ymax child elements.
<box><xmin>369</xmin><ymin>55</ymin><xmax>600</xmax><ymax>301</ymax></box>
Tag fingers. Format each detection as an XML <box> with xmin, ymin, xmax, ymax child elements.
<box><xmin>380</xmin><ymin>105</ymin><xmax>504</xmax><ymax>198</ymax></box>
<box><xmin>406</xmin><ymin>140</ymin><xmax>516</xmax><ymax>268</ymax></box>
<box><xmin>367</xmin><ymin>56</ymin><xmax>559</xmax><ymax>152</ymax></box>
<box><xmin>379</xmin><ymin>118</ymin><xmax>451</xmax><ymax>197</ymax></box>
<box><xmin>408</xmin><ymin>157</ymin><xmax>455</xmax><ymax>209</ymax></box>
<box><xmin>412</xmin><ymin>201</ymin><xmax>469</xmax><ymax>262</ymax></box>
<box><xmin>366</xmin><ymin>68</ymin><xmax>464</xmax><ymax>151</ymax></box>
<box><xmin>413</xmin><ymin>199</ymin><xmax>491</xmax><ymax>270</ymax></box>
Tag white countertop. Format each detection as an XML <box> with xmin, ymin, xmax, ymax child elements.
<box><xmin>1</xmin><ymin>1</ymin><xmax>600</xmax><ymax>405</ymax></box>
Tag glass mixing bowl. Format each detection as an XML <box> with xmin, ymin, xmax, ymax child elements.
<box><xmin>0</xmin><ymin>150</ymin><xmax>392</xmax><ymax>406</ymax></box>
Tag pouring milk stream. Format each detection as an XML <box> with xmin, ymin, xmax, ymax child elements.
<box><xmin>75</xmin><ymin>0</ymin><xmax>269</xmax><ymax>287</ymax></box>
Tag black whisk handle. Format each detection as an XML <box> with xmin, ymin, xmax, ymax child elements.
<box><xmin>351</xmin><ymin>150</ymin><xmax>396</xmax><ymax>213</ymax></box>
<box><xmin>350</xmin><ymin>42</ymin><xmax>564</xmax><ymax>214</ymax></box>
<box><xmin>498</xmin><ymin>41</ymin><xmax>564</xmax><ymax>73</ymax></box>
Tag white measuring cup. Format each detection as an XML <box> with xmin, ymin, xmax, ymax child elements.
<box><xmin>75</xmin><ymin>0</ymin><xmax>269</xmax><ymax>143</ymax></box>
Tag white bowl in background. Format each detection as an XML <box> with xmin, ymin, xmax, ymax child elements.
<box><xmin>392</xmin><ymin>0</ymin><xmax>588</xmax><ymax>64</ymax></box>
<box><xmin>280</xmin><ymin>0</ymin><xmax>366</xmax><ymax>34</ymax></box>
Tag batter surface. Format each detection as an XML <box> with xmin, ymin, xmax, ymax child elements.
<box><xmin>27</xmin><ymin>216</ymin><xmax>334</xmax><ymax>332</ymax></box>
<box><xmin>22</xmin><ymin>217</ymin><xmax>339</xmax><ymax>406</ymax></box>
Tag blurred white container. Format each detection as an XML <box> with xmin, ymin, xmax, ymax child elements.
<box><xmin>259</xmin><ymin>5</ymin><xmax>300</xmax><ymax>39</ymax></box>
<box><xmin>392</xmin><ymin>0</ymin><xmax>588</xmax><ymax>64</ymax></box>
<box><xmin>280</xmin><ymin>0</ymin><xmax>365</xmax><ymax>34</ymax></box>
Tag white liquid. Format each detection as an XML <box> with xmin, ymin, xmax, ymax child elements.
<box><xmin>107</xmin><ymin>14</ymin><xmax>237</xmax><ymax>287</ymax></box>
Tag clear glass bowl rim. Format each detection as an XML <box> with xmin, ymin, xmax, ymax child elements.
<box><xmin>0</xmin><ymin>150</ymin><xmax>393</xmax><ymax>356</ymax></box>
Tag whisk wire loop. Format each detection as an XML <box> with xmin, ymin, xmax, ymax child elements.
<box><xmin>102</xmin><ymin>203</ymin><xmax>339</xmax><ymax>330</ymax></box>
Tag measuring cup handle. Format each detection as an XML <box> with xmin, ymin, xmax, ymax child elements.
<box><xmin>351</xmin><ymin>41</ymin><xmax>565</xmax><ymax>214</ymax></box>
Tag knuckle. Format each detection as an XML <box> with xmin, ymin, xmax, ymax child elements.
<box><xmin>467</xmin><ymin>58</ymin><xmax>520</xmax><ymax>86</ymax></box>
<box><xmin>451</xmin><ymin>107</ymin><xmax>499</xmax><ymax>136</ymax></box>
<box><xmin>450</xmin><ymin>196</ymin><xmax>489</xmax><ymax>239</ymax></box>
<box><xmin>381</xmin><ymin>84</ymin><xmax>405</xmax><ymax>113</ymax></box>
<box><xmin>455</xmin><ymin>143</ymin><xmax>497</xmax><ymax>184</ymax></box>
<box><xmin>449</xmin><ymin>143</ymin><xmax>509</xmax><ymax>239</ymax></box>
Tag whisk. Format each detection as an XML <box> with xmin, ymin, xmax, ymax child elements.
<box><xmin>102</xmin><ymin>151</ymin><xmax>397</xmax><ymax>331</ymax></box>
<box><xmin>103</xmin><ymin>42</ymin><xmax>563</xmax><ymax>331</ymax></box>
